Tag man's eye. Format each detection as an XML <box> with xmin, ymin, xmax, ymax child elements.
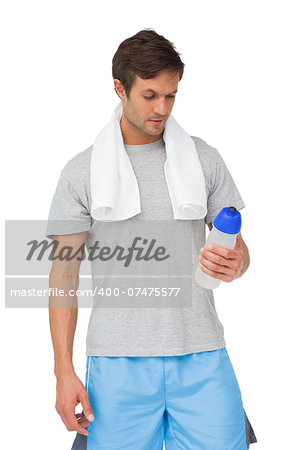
<box><xmin>144</xmin><ymin>95</ymin><xmax>176</xmax><ymax>100</ymax></box>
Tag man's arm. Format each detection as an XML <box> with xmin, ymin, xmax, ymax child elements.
<box><xmin>49</xmin><ymin>231</ymin><xmax>94</xmax><ymax>436</ymax></box>
<box><xmin>49</xmin><ymin>232</ymin><xmax>85</xmax><ymax>375</ymax></box>
<box><xmin>197</xmin><ymin>222</ymin><xmax>250</xmax><ymax>282</ymax></box>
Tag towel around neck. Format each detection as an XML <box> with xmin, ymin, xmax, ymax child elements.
<box><xmin>90</xmin><ymin>101</ymin><xmax>207</xmax><ymax>222</ymax></box>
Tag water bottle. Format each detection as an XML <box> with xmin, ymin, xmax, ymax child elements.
<box><xmin>195</xmin><ymin>206</ymin><xmax>242</xmax><ymax>289</ymax></box>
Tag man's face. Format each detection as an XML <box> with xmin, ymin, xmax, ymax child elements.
<box><xmin>116</xmin><ymin>69</ymin><xmax>179</xmax><ymax>140</ymax></box>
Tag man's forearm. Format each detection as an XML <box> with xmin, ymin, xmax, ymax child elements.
<box><xmin>49</xmin><ymin>274</ymin><xmax>79</xmax><ymax>377</ymax></box>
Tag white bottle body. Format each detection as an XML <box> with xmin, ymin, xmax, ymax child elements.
<box><xmin>195</xmin><ymin>225</ymin><xmax>237</xmax><ymax>289</ymax></box>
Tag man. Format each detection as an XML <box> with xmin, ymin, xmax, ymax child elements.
<box><xmin>47</xmin><ymin>28</ymin><xmax>257</xmax><ymax>449</ymax></box>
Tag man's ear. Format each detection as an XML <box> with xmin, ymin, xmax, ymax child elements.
<box><xmin>113</xmin><ymin>78</ymin><xmax>125</xmax><ymax>100</ymax></box>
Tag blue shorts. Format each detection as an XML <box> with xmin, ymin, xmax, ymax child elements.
<box><xmin>71</xmin><ymin>347</ymin><xmax>256</xmax><ymax>449</ymax></box>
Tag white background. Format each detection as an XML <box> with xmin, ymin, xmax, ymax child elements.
<box><xmin>1</xmin><ymin>1</ymin><xmax>299</xmax><ymax>449</ymax></box>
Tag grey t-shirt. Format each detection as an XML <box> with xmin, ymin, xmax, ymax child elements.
<box><xmin>46</xmin><ymin>136</ymin><xmax>245</xmax><ymax>356</ymax></box>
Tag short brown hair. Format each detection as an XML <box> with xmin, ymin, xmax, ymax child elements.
<box><xmin>112</xmin><ymin>28</ymin><xmax>185</xmax><ymax>98</ymax></box>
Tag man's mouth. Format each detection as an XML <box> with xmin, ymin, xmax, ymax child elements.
<box><xmin>149</xmin><ymin>119</ymin><xmax>164</xmax><ymax>125</ymax></box>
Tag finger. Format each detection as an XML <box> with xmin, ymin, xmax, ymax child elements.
<box><xmin>78</xmin><ymin>418</ymin><xmax>91</xmax><ymax>428</ymax></box>
<box><xmin>234</xmin><ymin>233</ymin><xmax>242</xmax><ymax>250</ymax></box>
<box><xmin>199</xmin><ymin>263</ymin><xmax>234</xmax><ymax>282</ymax></box>
<box><xmin>76</xmin><ymin>413</ymin><xmax>91</xmax><ymax>428</ymax></box>
<box><xmin>59</xmin><ymin>409</ymin><xmax>72</xmax><ymax>431</ymax></box>
<box><xmin>199</xmin><ymin>257</ymin><xmax>235</xmax><ymax>277</ymax></box>
<box><xmin>198</xmin><ymin>250</ymin><xmax>230</xmax><ymax>267</ymax></box>
<box><xmin>65</xmin><ymin>407</ymin><xmax>89</xmax><ymax>436</ymax></box>
<box><xmin>79</xmin><ymin>390</ymin><xmax>94</xmax><ymax>423</ymax></box>
<box><xmin>204</xmin><ymin>244</ymin><xmax>236</xmax><ymax>260</ymax></box>
<box><xmin>58</xmin><ymin>407</ymin><xmax>83</xmax><ymax>434</ymax></box>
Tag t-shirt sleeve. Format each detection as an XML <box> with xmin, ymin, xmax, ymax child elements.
<box><xmin>46</xmin><ymin>171</ymin><xmax>92</xmax><ymax>239</ymax></box>
<box><xmin>205</xmin><ymin>151</ymin><xmax>246</xmax><ymax>225</ymax></box>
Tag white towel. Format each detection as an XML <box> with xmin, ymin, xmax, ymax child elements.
<box><xmin>90</xmin><ymin>101</ymin><xmax>207</xmax><ymax>221</ymax></box>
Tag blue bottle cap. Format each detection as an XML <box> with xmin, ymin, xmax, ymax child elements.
<box><xmin>213</xmin><ymin>206</ymin><xmax>242</xmax><ymax>234</ymax></box>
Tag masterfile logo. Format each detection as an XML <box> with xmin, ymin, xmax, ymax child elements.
<box><xmin>5</xmin><ymin>219</ymin><xmax>195</xmax><ymax>309</ymax></box>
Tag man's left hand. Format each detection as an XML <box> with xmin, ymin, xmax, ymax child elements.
<box><xmin>197</xmin><ymin>233</ymin><xmax>247</xmax><ymax>283</ymax></box>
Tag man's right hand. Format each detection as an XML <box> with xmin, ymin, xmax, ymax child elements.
<box><xmin>55</xmin><ymin>371</ymin><xmax>94</xmax><ymax>436</ymax></box>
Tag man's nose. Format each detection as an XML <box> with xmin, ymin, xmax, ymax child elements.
<box><xmin>153</xmin><ymin>98</ymin><xmax>167</xmax><ymax>116</ymax></box>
